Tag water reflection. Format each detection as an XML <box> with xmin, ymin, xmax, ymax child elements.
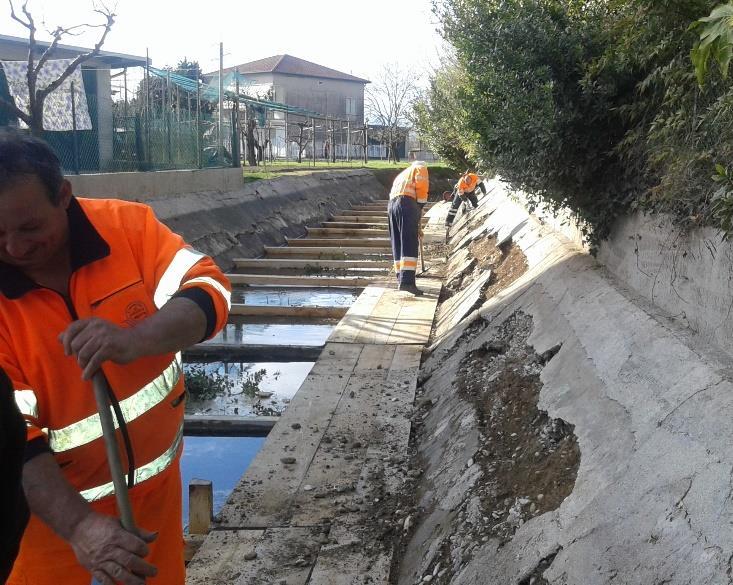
<box><xmin>180</xmin><ymin>435</ymin><xmax>264</xmax><ymax>532</ymax></box>
<box><xmin>231</xmin><ymin>287</ymin><xmax>358</xmax><ymax>307</ymax></box>
<box><xmin>184</xmin><ymin>361</ymin><xmax>314</xmax><ymax>416</ymax></box>
<box><xmin>207</xmin><ymin>322</ymin><xmax>335</xmax><ymax>346</ymax></box>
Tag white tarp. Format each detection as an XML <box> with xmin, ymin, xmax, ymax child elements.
<box><xmin>1</xmin><ymin>58</ymin><xmax>92</xmax><ymax>131</ymax></box>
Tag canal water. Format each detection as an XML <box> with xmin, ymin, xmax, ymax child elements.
<box><xmin>180</xmin><ymin>435</ymin><xmax>265</xmax><ymax>531</ymax></box>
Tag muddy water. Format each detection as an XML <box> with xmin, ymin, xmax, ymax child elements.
<box><xmin>185</xmin><ymin>361</ymin><xmax>315</xmax><ymax>416</ymax></box>
<box><xmin>180</xmin><ymin>435</ymin><xmax>265</xmax><ymax>531</ymax></box>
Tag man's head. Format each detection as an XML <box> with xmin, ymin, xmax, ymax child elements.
<box><xmin>0</xmin><ymin>129</ymin><xmax>71</xmax><ymax>272</ymax></box>
<box><xmin>0</xmin><ymin>128</ymin><xmax>65</xmax><ymax>204</ymax></box>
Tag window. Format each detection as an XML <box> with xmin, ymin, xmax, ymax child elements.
<box><xmin>345</xmin><ymin>97</ymin><xmax>356</xmax><ymax>116</ymax></box>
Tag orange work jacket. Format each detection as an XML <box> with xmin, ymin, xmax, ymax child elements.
<box><xmin>457</xmin><ymin>173</ymin><xmax>480</xmax><ymax>195</ymax></box>
<box><xmin>2</xmin><ymin>197</ymin><xmax>231</xmax><ymax>584</ymax></box>
<box><xmin>389</xmin><ymin>164</ymin><xmax>429</xmax><ymax>204</ymax></box>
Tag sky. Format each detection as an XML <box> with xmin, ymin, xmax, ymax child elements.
<box><xmin>0</xmin><ymin>0</ymin><xmax>447</xmax><ymax>84</ymax></box>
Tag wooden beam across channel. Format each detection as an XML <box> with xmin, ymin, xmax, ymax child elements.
<box><xmin>184</xmin><ymin>342</ymin><xmax>323</xmax><ymax>362</ymax></box>
<box><xmin>229</xmin><ymin>304</ymin><xmax>348</xmax><ymax>319</ymax></box>
<box><xmin>264</xmin><ymin>246</ymin><xmax>392</xmax><ymax>257</ymax></box>
<box><xmin>285</xmin><ymin>237</ymin><xmax>392</xmax><ymax>247</ymax></box>
<box><xmin>306</xmin><ymin>227</ymin><xmax>389</xmax><ymax>237</ymax></box>
<box><xmin>226</xmin><ymin>273</ymin><xmax>375</xmax><ymax>287</ymax></box>
<box><xmin>233</xmin><ymin>258</ymin><xmax>392</xmax><ymax>270</ymax></box>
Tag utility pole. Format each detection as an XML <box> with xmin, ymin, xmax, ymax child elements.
<box><xmin>218</xmin><ymin>41</ymin><xmax>224</xmax><ymax>164</ymax></box>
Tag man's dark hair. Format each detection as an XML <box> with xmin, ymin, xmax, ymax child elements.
<box><xmin>0</xmin><ymin>128</ymin><xmax>64</xmax><ymax>204</ymax></box>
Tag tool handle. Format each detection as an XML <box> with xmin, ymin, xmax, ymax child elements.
<box><xmin>91</xmin><ymin>372</ymin><xmax>137</xmax><ymax>534</ymax></box>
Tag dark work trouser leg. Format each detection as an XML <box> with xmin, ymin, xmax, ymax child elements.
<box><xmin>388</xmin><ymin>198</ymin><xmax>402</xmax><ymax>283</ymax></box>
<box><xmin>445</xmin><ymin>192</ymin><xmax>462</xmax><ymax>227</ymax></box>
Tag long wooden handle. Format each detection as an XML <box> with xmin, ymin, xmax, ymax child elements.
<box><xmin>91</xmin><ymin>372</ymin><xmax>137</xmax><ymax>533</ymax></box>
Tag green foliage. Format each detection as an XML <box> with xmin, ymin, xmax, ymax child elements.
<box><xmin>424</xmin><ymin>0</ymin><xmax>733</xmax><ymax>245</ymax></box>
<box><xmin>691</xmin><ymin>3</ymin><xmax>733</xmax><ymax>85</ymax></box>
<box><xmin>711</xmin><ymin>164</ymin><xmax>733</xmax><ymax>238</ymax></box>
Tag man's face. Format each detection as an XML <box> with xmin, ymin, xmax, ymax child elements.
<box><xmin>0</xmin><ymin>175</ymin><xmax>71</xmax><ymax>271</ymax></box>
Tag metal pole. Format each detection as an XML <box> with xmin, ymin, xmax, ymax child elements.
<box><xmin>196</xmin><ymin>81</ymin><xmax>201</xmax><ymax>168</ymax></box>
<box><xmin>311</xmin><ymin>117</ymin><xmax>316</xmax><ymax>167</ymax></box>
<box><xmin>145</xmin><ymin>49</ymin><xmax>151</xmax><ymax>168</ymax></box>
<box><xmin>166</xmin><ymin>69</ymin><xmax>172</xmax><ymax>164</ymax></box>
<box><xmin>70</xmin><ymin>81</ymin><xmax>80</xmax><ymax>174</ymax></box>
<box><xmin>284</xmin><ymin>111</ymin><xmax>289</xmax><ymax>163</ymax></box>
<box><xmin>347</xmin><ymin>121</ymin><xmax>351</xmax><ymax>162</ymax></box>
<box><xmin>218</xmin><ymin>41</ymin><xmax>224</xmax><ymax>165</ymax></box>
<box><xmin>235</xmin><ymin>68</ymin><xmax>240</xmax><ymax>168</ymax></box>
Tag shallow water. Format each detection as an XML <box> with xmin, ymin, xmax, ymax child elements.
<box><xmin>185</xmin><ymin>361</ymin><xmax>314</xmax><ymax>416</ymax></box>
<box><xmin>207</xmin><ymin>322</ymin><xmax>335</xmax><ymax>346</ymax></box>
<box><xmin>180</xmin><ymin>435</ymin><xmax>264</xmax><ymax>531</ymax></box>
<box><xmin>231</xmin><ymin>287</ymin><xmax>358</xmax><ymax>307</ymax></box>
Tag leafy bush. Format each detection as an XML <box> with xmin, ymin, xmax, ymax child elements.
<box><xmin>423</xmin><ymin>0</ymin><xmax>733</xmax><ymax>246</ymax></box>
<box><xmin>184</xmin><ymin>365</ymin><xmax>270</xmax><ymax>401</ymax></box>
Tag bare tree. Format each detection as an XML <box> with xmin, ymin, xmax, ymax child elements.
<box><xmin>365</xmin><ymin>63</ymin><xmax>420</xmax><ymax>163</ymax></box>
<box><xmin>287</xmin><ymin>120</ymin><xmax>310</xmax><ymax>163</ymax></box>
<box><xmin>0</xmin><ymin>1</ymin><xmax>115</xmax><ymax>136</ymax></box>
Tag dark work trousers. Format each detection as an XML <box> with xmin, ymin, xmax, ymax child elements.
<box><xmin>445</xmin><ymin>190</ymin><xmax>480</xmax><ymax>227</ymax></box>
<box><xmin>388</xmin><ymin>195</ymin><xmax>421</xmax><ymax>287</ymax></box>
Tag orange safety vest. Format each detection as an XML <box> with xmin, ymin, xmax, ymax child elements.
<box><xmin>457</xmin><ymin>173</ymin><xmax>479</xmax><ymax>194</ymax></box>
<box><xmin>2</xmin><ymin>197</ymin><xmax>231</xmax><ymax>584</ymax></box>
<box><xmin>389</xmin><ymin>164</ymin><xmax>429</xmax><ymax>204</ymax></box>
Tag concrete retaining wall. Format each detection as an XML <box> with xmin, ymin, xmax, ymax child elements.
<box><xmin>98</xmin><ymin>169</ymin><xmax>385</xmax><ymax>270</ymax></box>
<box><xmin>401</xmin><ymin>182</ymin><xmax>733</xmax><ymax>584</ymax></box>
<box><xmin>68</xmin><ymin>167</ymin><xmax>244</xmax><ymax>200</ymax></box>
<box><xmin>598</xmin><ymin>213</ymin><xmax>733</xmax><ymax>359</ymax></box>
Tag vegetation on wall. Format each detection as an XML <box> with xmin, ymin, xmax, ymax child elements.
<box><xmin>416</xmin><ymin>0</ymin><xmax>733</xmax><ymax>246</ymax></box>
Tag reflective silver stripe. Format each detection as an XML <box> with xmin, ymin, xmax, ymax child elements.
<box><xmin>154</xmin><ymin>247</ymin><xmax>205</xmax><ymax>309</ymax></box>
<box><xmin>80</xmin><ymin>424</ymin><xmax>183</xmax><ymax>502</ymax></box>
<box><xmin>182</xmin><ymin>276</ymin><xmax>232</xmax><ymax>310</ymax></box>
<box><xmin>48</xmin><ymin>356</ymin><xmax>182</xmax><ymax>453</ymax></box>
<box><xmin>14</xmin><ymin>389</ymin><xmax>39</xmax><ymax>418</ymax></box>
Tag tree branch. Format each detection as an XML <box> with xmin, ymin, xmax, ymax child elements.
<box><xmin>0</xmin><ymin>95</ymin><xmax>31</xmax><ymax>126</ymax></box>
<box><xmin>37</xmin><ymin>8</ymin><xmax>115</xmax><ymax>102</ymax></box>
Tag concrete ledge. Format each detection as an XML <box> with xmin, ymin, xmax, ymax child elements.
<box><xmin>68</xmin><ymin>167</ymin><xmax>243</xmax><ymax>200</ymax></box>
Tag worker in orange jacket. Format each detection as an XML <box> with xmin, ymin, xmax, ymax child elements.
<box><xmin>445</xmin><ymin>171</ymin><xmax>486</xmax><ymax>228</ymax></box>
<box><xmin>0</xmin><ymin>129</ymin><xmax>231</xmax><ymax>585</ymax></box>
<box><xmin>388</xmin><ymin>161</ymin><xmax>429</xmax><ymax>296</ymax></box>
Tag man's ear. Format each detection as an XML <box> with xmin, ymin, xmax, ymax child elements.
<box><xmin>58</xmin><ymin>180</ymin><xmax>73</xmax><ymax>209</ymax></box>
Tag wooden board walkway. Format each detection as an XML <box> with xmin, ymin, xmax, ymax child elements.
<box><xmin>187</xmin><ymin>193</ymin><xmax>444</xmax><ymax>585</ymax></box>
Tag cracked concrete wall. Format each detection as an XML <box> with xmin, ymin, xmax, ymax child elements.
<box><xmin>403</xmin><ymin>181</ymin><xmax>733</xmax><ymax>584</ymax></box>
<box><xmin>598</xmin><ymin>212</ymin><xmax>733</xmax><ymax>361</ymax></box>
<box><xmin>80</xmin><ymin>169</ymin><xmax>384</xmax><ymax>270</ymax></box>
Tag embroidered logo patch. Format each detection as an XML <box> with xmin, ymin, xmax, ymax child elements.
<box><xmin>124</xmin><ymin>301</ymin><xmax>149</xmax><ymax>324</ymax></box>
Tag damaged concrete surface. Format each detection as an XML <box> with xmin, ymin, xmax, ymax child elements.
<box><xmin>396</xmin><ymin>181</ymin><xmax>733</xmax><ymax>584</ymax></box>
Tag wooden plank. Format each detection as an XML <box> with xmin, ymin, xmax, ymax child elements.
<box><xmin>189</xmin><ymin>480</ymin><xmax>213</xmax><ymax>535</ymax></box>
<box><xmin>229</xmin><ymin>305</ymin><xmax>348</xmax><ymax>319</ymax></box>
<box><xmin>233</xmin><ymin>258</ymin><xmax>391</xmax><ymax>270</ymax></box>
<box><xmin>306</xmin><ymin>227</ymin><xmax>388</xmax><ymax>237</ymax></box>
<box><xmin>184</xmin><ymin>415</ymin><xmax>278</xmax><ymax>437</ymax></box>
<box><xmin>265</xmin><ymin>246</ymin><xmax>392</xmax><ymax>257</ymax></box>
<box><xmin>226</xmin><ymin>274</ymin><xmax>374</xmax><ymax>287</ymax></box>
<box><xmin>326</xmin><ymin>287</ymin><xmax>387</xmax><ymax>344</ymax></box>
<box><xmin>186</xmin><ymin>527</ymin><xmax>322</xmax><ymax>585</ymax></box>
<box><xmin>184</xmin><ymin>534</ymin><xmax>207</xmax><ymax>563</ymax></box>
<box><xmin>332</xmin><ymin>215</ymin><xmax>428</xmax><ymax>224</ymax></box>
<box><xmin>321</xmin><ymin>221</ymin><xmax>388</xmax><ymax>229</ymax></box>
<box><xmin>217</xmin><ymin>344</ymin><xmax>365</xmax><ymax>527</ymax></box>
<box><xmin>329</xmin><ymin>280</ymin><xmax>441</xmax><ymax>345</ymax></box>
<box><xmin>285</xmin><ymin>237</ymin><xmax>391</xmax><ymax>248</ymax></box>
<box><xmin>185</xmin><ymin>342</ymin><xmax>323</xmax><ymax>362</ymax></box>
<box><xmin>336</xmin><ymin>210</ymin><xmax>389</xmax><ymax>217</ymax></box>
<box><xmin>308</xmin><ymin>541</ymin><xmax>391</xmax><ymax>585</ymax></box>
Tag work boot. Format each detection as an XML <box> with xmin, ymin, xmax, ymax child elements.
<box><xmin>398</xmin><ymin>283</ymin><xmax>424</xmax><ymax>296</ymax></box>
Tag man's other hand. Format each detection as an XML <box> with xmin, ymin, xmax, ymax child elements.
<box><xmin>59</xmin><ymin>318</ymin><xmax>140</xmax><ymax>380</ymax></box>
<box><xmin>70</xmin><ymin>512</ymin><xmax>157</xmax><ymax>585</ymax></box>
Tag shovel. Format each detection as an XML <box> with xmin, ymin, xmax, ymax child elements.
<box><xmin>418</xmin><ymin>235</ymin><xmax>427</xmax><ymax>274</ymax></box>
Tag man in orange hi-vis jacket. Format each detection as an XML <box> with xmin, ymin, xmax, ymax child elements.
<box><xmin>0</xmin><ymin>129</ymin><xmax>231</xmax><ymax>585</ymax></box>
<box><xmin>388</xmin><ymin>161</ymin><xmax>429</xmax><ymax>296</ymax></box>
<box><xmin>445</xmin><ymin>170</ymin><xmax>487</xmax><ymax>228</ymax></box>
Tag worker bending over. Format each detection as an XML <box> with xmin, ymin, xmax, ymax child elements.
<box><xmin>388</xmin><ymin>161</ymin><xmax>429</xmax><ymax>296</ymax></box>
<box><xmin>0</xmin><ymin>129</ymin><xmax>231</xmax><ymax>585</ymax></box>
<box><xmin>445</xmin><ymin>170</ymin><xmax>486</xmax><ymax>228</ymax></box>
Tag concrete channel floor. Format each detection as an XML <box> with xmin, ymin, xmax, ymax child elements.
<box><xmin>186</xmin><ymin>201</ymin><xmax>444</xmax><ymax>584</ymax></box>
